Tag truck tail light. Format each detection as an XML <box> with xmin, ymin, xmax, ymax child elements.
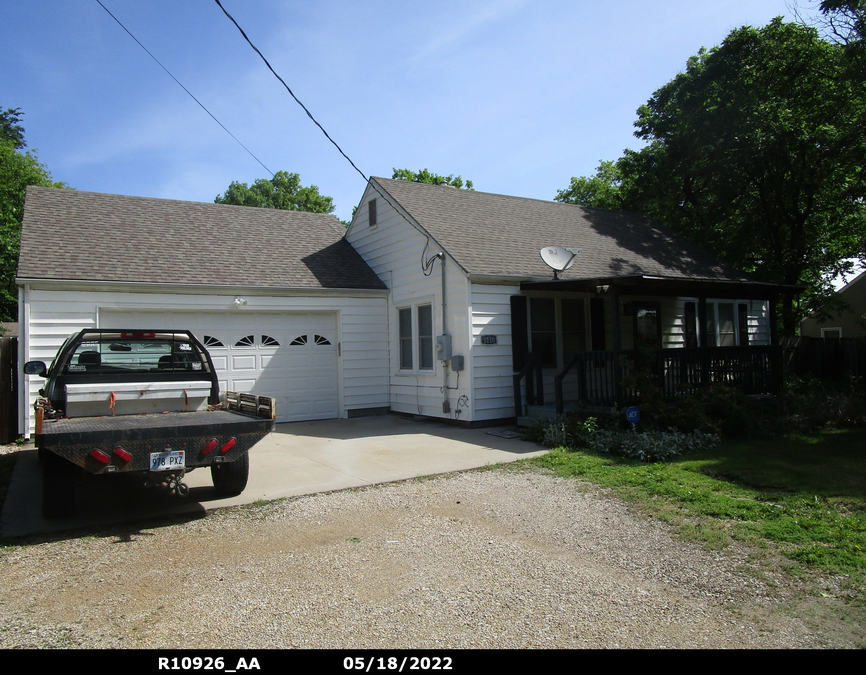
<box><xmin>219</xmin><ymin>438</ymin><xmax>236</xmax><ymax>454</ymax></box>
<box><xmin>201</xmin><ymin>439</ymin><xmax>218</xmax><ymax>456</ymax></box>
<box><xmin>113</xmin><ymin>447</ymin><xmax>132</xmax><ymax>462</ymax></box>
<box><xmin>90</xmin><ymin>449</ymin><xmax>110</xmax><ymax>464</ymax></box>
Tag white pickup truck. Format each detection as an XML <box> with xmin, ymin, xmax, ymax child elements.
<box><xmin>24</xmin><ymin>329</ymin><xmax>275</xmax><ymax>518</ymax></box>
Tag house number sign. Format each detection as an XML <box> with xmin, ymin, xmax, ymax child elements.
<box><xmin>480</xmin><ymin>335</ymin><xmax>497</xmax><ymax>345</ymax></box>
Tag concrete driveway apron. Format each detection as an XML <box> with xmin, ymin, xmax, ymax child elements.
<box><xmin>1</xmin><ymin>415</ymin><xmax>545</xmax><ymax>537</ymax></box>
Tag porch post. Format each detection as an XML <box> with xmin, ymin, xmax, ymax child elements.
<box><xmin>698</xmin><ymin>296</ymin><xmax>709</xmax><ymax>386</ymax></box>
<box><xmin>769</xmin><ymin>297</ymin><xmax>778</xmax><ymax>346</ymax></box>
<box><xmin>697</xmin><ymin>297</ymin><xmax>708</xmax><ymax>348</ymax></box>
<box><xmin>612</xmin><ymin>290</ymin><xmax>622</xmax><ymax>404</ymax></box>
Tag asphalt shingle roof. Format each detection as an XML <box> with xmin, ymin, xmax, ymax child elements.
<box><xmin>19</xmin><ymin>187</ymin><xmax>386</xmax><ymax>290</ymax></box>
<box><xmin>372</xmin><ymin>177</ymin><xmax>749</xmax><ymax>283</ymax></box>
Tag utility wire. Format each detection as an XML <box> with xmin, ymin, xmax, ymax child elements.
<box><xmin>95</xmin><ymin>0</ymin><xmax>273</xmax><ymax>176</ymax></box>
<box><xmin>213</xmin><ymin>0</ymin><xmax>368</xmax><ymax>182</ymax></box>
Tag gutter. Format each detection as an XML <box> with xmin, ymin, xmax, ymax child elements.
<box><xmin>16</xmin><ymin>278</ymin><xmax>390</xmax><ymax>298</ymax></box>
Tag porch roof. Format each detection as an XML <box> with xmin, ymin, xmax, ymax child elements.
<box><xmin>520</xmin><ymin>274</ymin><xmax>805</xmax><ymax>299</ymax></box>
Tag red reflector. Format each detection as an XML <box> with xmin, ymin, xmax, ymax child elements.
<box><xmin>219</xmin><ymin>438</ymin><xmax>237</xmax><ymax>454</ymax></box>
<box><xmin>113</xmin><ymin>447</ymin><xmax>132</xmax><ymax>462</ymax></box>
<box><xmin>90</xmin><ymin>449</ymin><xmax>110</xmax><ymax>464</ymax></box>
<box><xmin>120</xmin><ymin>332</ymin><xmax>156</xmax><ymax>338</ymax></box>
<box><xmin>202</xmin><ymin>439</ymin><xmax>218</xmax><ymax>456</ymax></box>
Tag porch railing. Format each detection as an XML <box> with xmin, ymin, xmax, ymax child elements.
<box><xmin>513</xmin><ymin>352</ymin><xmax>544</xmax><ymax>418</ymax></box>
<box><xmin>553</xmin><ymin>346</ymin><xmax>783</xmax><ymax>412</ymax></box>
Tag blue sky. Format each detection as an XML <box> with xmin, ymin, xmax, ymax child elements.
<box><xmin>3</xmin><ymin>0</ymin><xmax>804</xmax><ymax>223</ymax></box>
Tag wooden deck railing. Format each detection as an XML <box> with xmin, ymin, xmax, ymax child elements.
<box><xmin>552</xmin><ymin>346</ymin><xmax>783</xmax><ymax>412</ymax></box>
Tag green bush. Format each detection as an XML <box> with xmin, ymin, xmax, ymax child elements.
<box><xmin>780</xmin><ymin>374</ymin><xmax>866</xmax><ymax>430</ymax></box>
<box><xmin>538</xmin><ymin>411</ymin><xmax>721</xmax><ymax>462</ymax></box>
<box><xmin>589</xmin><ymin>427</ymin><xmax>721</xmax><ymax>462</ymax></box>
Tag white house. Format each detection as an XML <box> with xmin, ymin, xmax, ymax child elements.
<box><xmin>18</xmin><ymin>179</ymin><xmax>798</xmax><ymax>435</ymax></box>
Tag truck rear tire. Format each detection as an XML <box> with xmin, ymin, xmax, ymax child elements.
<box><xmin>42</xmin><ymin>453</ymin><xmax>76</xmax><ymax>519</ymax></box>
<box><xmin>211</xmin><ymin>452</ymin><xmax>249</xmax><ymax>496</ymax></box>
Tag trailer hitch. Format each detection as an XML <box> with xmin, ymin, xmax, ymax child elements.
<box><xmin>148</xmin><ymin>471</ymin><xmax>189</xmax><ymax>496</ymax></box>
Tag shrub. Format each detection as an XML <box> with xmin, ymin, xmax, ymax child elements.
<box><xmin>780</xmin><ymin>374</ymin><xmax>866</xmax><ymax>430</ymax></box>
<box><xmin>590</xmin><ymin>427</ymin><xmax>722</xmax><ymax>462</ymax></box>
<box><xmin>538</xmin><ymin>411</ymin><xmax>721</xmax><ymax>462</ymax></box>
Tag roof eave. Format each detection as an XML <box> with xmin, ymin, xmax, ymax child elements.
<box><xmin>16</xmin><ymin>277</ymin><xmax>390</xmax><ymax>298</ymax></box>
<box><xmin>520</xmin><ymin>274</ymin><xmax>806</xmax><ymax>299</ymax></box>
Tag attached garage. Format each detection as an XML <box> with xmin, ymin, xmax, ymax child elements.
<box><xmin>17</xmin><ymin>187</ymin><xmax>390</xmax><ymax>435</ymax></box>
<box><xmin>98</xmin><ymin>310</ymin><xmax>340</xmax><ymax>422</ymax></box>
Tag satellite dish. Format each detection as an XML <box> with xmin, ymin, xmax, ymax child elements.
<box><xmin>540</xmin><ymin>246</ymin><xmax>581</xmax><ymax>279</ymax></box>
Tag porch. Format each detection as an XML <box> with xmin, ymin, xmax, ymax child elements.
<box><xmin>512</xmin><ymin>345</ymin><xmax>783</xmax><ymax>418</ymax></box>
<box><xmin>509</xmin><ymin>273</ymin><xmax>799</xmax><ymax>419</ymax></box>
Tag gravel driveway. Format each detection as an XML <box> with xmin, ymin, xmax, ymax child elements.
<box><xmin>0</xmin><ymin>467</ymin><xmax>856</xmax><ymax>649</ymax></box>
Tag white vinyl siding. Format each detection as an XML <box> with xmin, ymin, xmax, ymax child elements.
<box><xmin>19</xmin><ymin>284</ymin><xmax>389</xmax><ymax>435</ymax></box>
<box><xmin>469</xmin><ymin>283</ymin><xmax>519</xmax><ymax>421</ymax></box>
<box><xmin>348</xmin><ymin>185</ymin><xmax>472</xmax><ymax>420</ymax></box>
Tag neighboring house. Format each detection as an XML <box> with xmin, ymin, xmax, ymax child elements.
<box><xmin>346</xmin><ymin>178</ymin><xmax>800</xmax><ymax>422</ymax></box>
<box><xmin>17</xmin><ymin>186</ymin><xmax>389</xmax><ymax>436</ymax></box>
<box><xmin>800</xmin><ymin>270</ymin><xmax>866</xmax><ymax>339</ymax></box>
<box><xmin>18</xmin><ymin>180</ymin><xmax>800</xmax><ymax>434</ymax></box>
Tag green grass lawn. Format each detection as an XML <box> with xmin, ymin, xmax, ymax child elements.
<box><xmin>531</xmin><ymin>427</ymin><xmax>866</xmax><ymax>599</ymax></box>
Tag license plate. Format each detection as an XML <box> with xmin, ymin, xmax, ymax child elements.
<box><xmin>150</xmin><ymin>449</ymin><xmax>185</xmax><ymax>471</ymax></box>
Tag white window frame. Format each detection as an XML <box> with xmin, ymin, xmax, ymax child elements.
<box><xmin>396</xmin><ymin>302</ymin><xmax>435</xmax><ymax>373</ymax></box>
<box><xmin>821</xmin><ymin>327</ymin><xmax>842</xmax><ymax>339</ymax></box>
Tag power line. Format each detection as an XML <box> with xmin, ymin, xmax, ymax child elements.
<box><xmin>95</xmin><ymin>0</ymin><xmax>274</xmax><ymax>176</ymax></box>
<box><xmin>213</xmin><ymin>0</ymin><xmax>368</xmax><ymax>182</ymax></box>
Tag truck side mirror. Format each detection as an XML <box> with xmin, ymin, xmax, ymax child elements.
<box><xmin>24</xmin><ymin>361</ymin><xmax>47</xmax><ymax>377</ymax></box>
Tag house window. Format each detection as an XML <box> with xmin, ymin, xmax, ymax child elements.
<box><xmin>821</xmin><ymin>327</ymin><xmax>842</xmax><ymax>339</ymax></box>
<box><xmin>368</xmin><ymin>198</ymin><xmax>377</xmax><ymax>227</ymax></box>
<box><xmin>398</xmin><ymin>304</ymin><xmax>435</xmax><ymax>371</ymax></box>
<box><xmin>399</xmin><ymin>308</ymin><xmax>413</xmax><ymax>369</ymax></box>
<box><xmin>561</xmin><ymin>298</ymin><xmax>586</xmax><ymax>358</ymax></box>
<box><xmin>633</xmin><ymin>302</ymin><xmax>661</xmax><ymax>349</ymax></box>
<box><xmin>683</xmin><ymin>303</ymin><xmax>698</xmax><ymax>348</ymax></box>
<box><xmin>418</xmin><ymin>305</ymin><xmax>433</xmax><ymax>370</ymax></box>
<box><xmin>530</xmin><ymin>298</ymin><xmax>557</xmax><ymax>367</ymax></box>
<box><xmin>528</xmin><ymin>297</ymin><xmax>590</xmax><ymax>367</ymax></box>
<box><xmin>706</xmin><ymin>301</ymin><xmax>750</xmax><ymax>346</ymax></box>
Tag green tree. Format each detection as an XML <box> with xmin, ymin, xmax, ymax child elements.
<box><xmin>1</xmin><ymin>108</ymin><xmax>26</xmax><ymax>149</ymax></box>
<box><xmin>555</xmin><ymin>160</ymin><xmax>626</xmax><ymax>210</ymax></box>
<box><xmin>815</xmin><ymin>0</ymin><xmax>866</xmax><ymax>43</ymax></box>
<box><xmin>557</xmin><ymin>19</ymin><xmax>866</xmax><ymax>334</ymax></box>
<box><xmin>1</xmin><ymin>119</ymin><xmax>68</xmax><ymax>321</ymax></box>
<box><xmin>392</xmin><ymin>168</ymin><xmax>474</xmax><ymax>190</ymax></box>
<box><xmin>214</xmin><ymin>171</ymin><xmax>335</xmax><ymax>213</ymax></box>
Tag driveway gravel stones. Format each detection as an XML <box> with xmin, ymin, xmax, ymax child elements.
<box><xmin>0</xmin><ymin>468</ymin><xmax>855</xmax><ymax>649</ymax></box>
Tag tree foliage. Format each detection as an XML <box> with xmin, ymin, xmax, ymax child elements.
<box><xmin>555</xmin><ymin>160</ymin><xmax>625</xmax><ymax>210</ymax></box>
<box><xmin>0</xmin><ymin>107</ymin><xmax>68</xmax><ymax>321</ymax></box>
<box><xmin>214</xmin><ymin>171</ymin><xmax>335</xmax><ymax>213</ymax></box>
<box><xmin>557</xmin><ymin>19</ymin><xmax>866</xmax><ymax>334</ymax></box>
<box><xmin>0</xmin><ymin>108</ymin><xmax>26</xmax><ymax>150</ymax></box>
<box><xmin>392</xmin><ymin>168</ymin><xmax>474</xmax><ymax>190</ymax></box>
<box><xmin>814</xmin><ymin>0</ymin><xmax>866</xmax><ymax>44</ymax></box>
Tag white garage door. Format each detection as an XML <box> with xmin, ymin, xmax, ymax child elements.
<box><xmin>99</xmin><ymin>310</ymin><xmax>339</xmax><ymax>423</ymax></box>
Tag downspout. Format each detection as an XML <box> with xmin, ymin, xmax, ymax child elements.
<box><xmin>441</xmin><ymin>253</ymin><xmax>448</xmax><ymax>414</ymax></box>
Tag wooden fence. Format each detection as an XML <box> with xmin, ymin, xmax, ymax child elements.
<box><xmin>781</xmin><ymin>336</ymin><xmax>866</xmax><ymax>379</ymax></box>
